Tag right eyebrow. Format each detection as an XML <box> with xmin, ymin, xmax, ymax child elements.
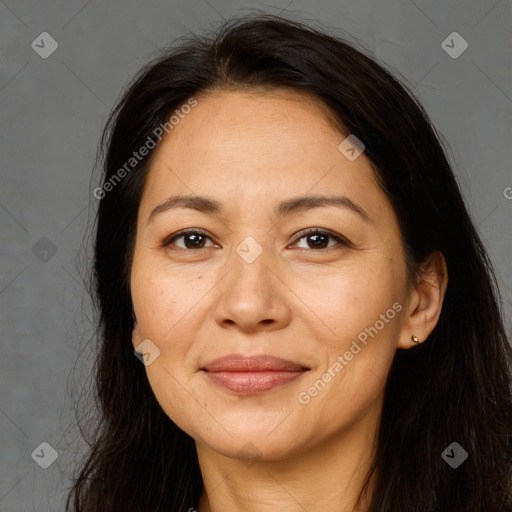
<box><xmin>147</xmin><ymin>195</ymin><xmax>222</xmax><ymax>226</ymax></box>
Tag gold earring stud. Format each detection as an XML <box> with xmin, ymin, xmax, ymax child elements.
<box><xmin>411</xmin><ymin>335</ymin><xmax>421</xmax><ymax>344</ymax></box>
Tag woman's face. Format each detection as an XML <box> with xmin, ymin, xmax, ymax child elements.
<box><xmin>130</xmin><ymin>88</ymin><xmax>413</xmax><ymax>461</ymax></box>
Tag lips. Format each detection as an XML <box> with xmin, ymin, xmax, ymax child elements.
<box><xmin>201</xmin><ymin>354</ymin><xmax>310</xmax><ymax>373</ymax></box>
<box><xmin>201</xmin><ymin>354</ymin><xmax>310</xmax><ymax>394</ymax></box>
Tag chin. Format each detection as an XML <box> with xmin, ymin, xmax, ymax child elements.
<box><xmin>192</xmin><ymin>417</ymin><xmax>309</xmax><ymax>462</ymax></box>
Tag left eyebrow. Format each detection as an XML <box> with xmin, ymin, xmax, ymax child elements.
<box><xmin>276</xmin><ymin>195</ymin><xmax>372</xmax><ymax>223</ymax></box>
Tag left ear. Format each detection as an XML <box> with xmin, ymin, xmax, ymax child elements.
<box><xmin>131</xmin><ymin>305</ymin><xmax>142</xmax><ymax>350</ymax></box>
<box><xmin>397</xmin><ymin>251</ymin><xmax>448</xmax><ymax>349</ymax></box>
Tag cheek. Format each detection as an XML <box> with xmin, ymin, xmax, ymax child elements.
<box><xmin>130</xmin><ymin>269</ymin><xmax>209</xmax><ymax>433</ymax></box>
<box><xmin>131</xmin><ymin>260</ymin><xmax>208</xmax><ymax>338</ymax></box>
<box><xmin>130</xmin><ymin>263</ymin><xmax>215</xmax><ymax>404</ymax></box>
<box><xmin>294</xmin><ymin>257</ymin><xmax>402</xmax><ymax>401</ymax></box>
<box><xmin>298</xmin><ymin>307</ymin><xmax>400</xmax><ymax>438</ymax></box>
<box><xmin>297</xmin><ymin>258</ymin><xmax>402</xmax><ymax>340</ymax></box>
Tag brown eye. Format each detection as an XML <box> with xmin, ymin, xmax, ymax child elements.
<box><xmin>163</xmin><ymin>230</ymin><xmax>218</xmax><ymax>250</ymax></box>
<box><xmin>181</xmin><ymin>232</ymin><xmax>207</xmax><ymax>249</ymax></box>
<box><xmin>292</xmin><ymin>228</ymin><xmax>350</xmax><ymax>250</ymax></box>
<box><xmin>305</xmin><ymin>232</ymin><xmax>330</xmax><ymax>249</ymax></box>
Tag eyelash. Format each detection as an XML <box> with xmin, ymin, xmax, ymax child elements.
<box><xmin>162</xmin><ymin>227</ymin><xmax>351</xmax><ymax>251</ymax></box>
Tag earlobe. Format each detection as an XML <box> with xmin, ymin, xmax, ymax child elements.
<box><xmin>398</xmin><ymin>251</ymin><xmax>448</xmax><ymax>350</ymax></box>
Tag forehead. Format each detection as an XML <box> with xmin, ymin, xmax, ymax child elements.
<box><xmin>141</xmin><ymin>88</ymin><xmax>377</xmax><ymax>203</ymax></box>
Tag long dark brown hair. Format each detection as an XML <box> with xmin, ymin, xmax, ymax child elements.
<box><xmin>67</xmin><ymin>14</ymin><xmax>512</xmax><ymax>512</ymax></box>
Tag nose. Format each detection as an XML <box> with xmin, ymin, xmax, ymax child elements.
<box><xmin>212</xmin><ymin>246</ymin><xmax>292</xmax><ymax>333</ymax></box>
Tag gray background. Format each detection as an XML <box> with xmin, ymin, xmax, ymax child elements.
<box><xmin>1</xmin><ymin>0</ymin><xmax>511</xmax><ymax>510</ymax></box>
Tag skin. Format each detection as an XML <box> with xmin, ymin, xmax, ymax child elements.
<box><xmin>130</xmin><ymin>88</ymin><xmax>447</xmax><ymax>512</ymax></box>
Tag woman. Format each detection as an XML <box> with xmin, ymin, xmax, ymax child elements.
<box><xmin>67</xmin><ymin>14</ymin><xmax>512</xmax><ymax>512</ymax></box>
